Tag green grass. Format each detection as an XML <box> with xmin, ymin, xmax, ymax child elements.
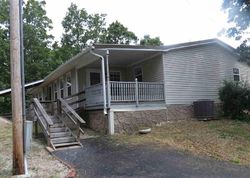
<box><xmin>112</xmin><ymin>119</ymin><xmax>250</xmax><ymax>165</ymax></box>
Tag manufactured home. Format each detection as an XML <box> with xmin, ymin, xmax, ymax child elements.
<box><xmin>27</xmin><ymin>38</ymin><xmax>250</xmax><ymax>149</ymax></box>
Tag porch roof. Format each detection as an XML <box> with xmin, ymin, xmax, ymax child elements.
<box><xmin>89</xmin><ymin>48</ymin><xmax>162</xmax><ymax>67</ymax></box>
<box><xmin>29</xmin><ymin>38</ymin><xmax>236</xmax><ymax>93</ymax></box>
<box><xmin>30</xmin><ymin>48</ymin><xmax>163</xmax><ymax>92</ymax></box>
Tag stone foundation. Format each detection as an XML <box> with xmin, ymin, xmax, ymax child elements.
<box><xmin>85</xmin><ymin>104</ymin><xmax>222</xmax><ymax>134</ymax></box>
<box><xmin>166</xmin><ymin>104</ymin><xmax>194</xmax><ymax>121</ymax></box>
<box><xmin>87</xmin><ymin>110</ymin><xmax>108</xmax><ymax>133</ymax></box>
<box><xmin>114</xmin><ymin>109</ymin><xmax>168</xmax><ymax>134</ymax></box>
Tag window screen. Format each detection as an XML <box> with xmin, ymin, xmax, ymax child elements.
<box><xmin>54</xmin><ymin>82</ymin><xmax>57</xmax><ymax>100</ymax></box>
<box><xmin>60</xmin><ymin>79</ymin><xmax>64</xmax><ymax>98</ymax></box>
<box><xmin>110</xmin><ymin>71</ymin><xmax>121</xmax><ymax>81</ymax></box>
<box><xmin>90</xmin><ymin>72</ymin><xmax>101</xmax><ymax>85</ymax></box>
<box><xmin>134</xmin><ymin>67</ymin><xmax>143</xmax><ymax>82</ymax></box>
<box><xmin>66</xmin><ymin>73</ymin><xmax>72</xmax><ymax>96</ymax></box>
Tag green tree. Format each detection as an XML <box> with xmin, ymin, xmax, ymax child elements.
<box><xmin>222</xmin><ymin>0</ymin><xmax>250</xmax><ymax>41</ymax></box>
<box><xmin>0</xmin><ymin>0</ymin><xmax>54</xmax><ymax>114</ymax></box>
<box><xmin>140</xmin><ymin>35</ymin><xmax>163</xmax><ymax>46</ymax></box>
<box><xmin>23</xmin><ymin>0</ymin><xmax>54</xmax><ymax>82</ymax></box>
<box><xmin>0</xmin><ymin>0</ymin><xmax>11</xmax><ymax>114</ymax></box>
<box><xmin>222</xmin><ymin>0</ymin><xmax>250</xmax><ymax>63</ymax></box>
<box><xmin>103</xmin><ymin>20</ymin><xmax>138</xmax><ymax>44</ymax></box>
<box><xmin>60</xmin><ymin>3</ymin><xmax>106</xmax><ymax>61</ymax></box>
<box><xmin>0</xmin><ymin>0</ymin><xmax>10</xmax><ymax>90</ymax></box>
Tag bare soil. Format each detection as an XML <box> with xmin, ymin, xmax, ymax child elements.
<box><xmin>0</xmin><ymin>117</ymin><xmax>70</xmax><ymax>178</ymax></box>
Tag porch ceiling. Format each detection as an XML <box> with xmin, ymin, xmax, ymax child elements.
<box><xmin>88</xmin><ymin>49</ymin><xmax>162</xmax><ymax>67</ymax></box>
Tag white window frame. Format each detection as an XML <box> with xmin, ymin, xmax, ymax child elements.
<box><xmin>232</xmin><ymin>67</ymin><xmax>240</xmax><ymax>82</ymax></box>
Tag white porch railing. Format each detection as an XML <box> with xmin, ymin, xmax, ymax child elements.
<box><xmin>85</xmin><ymin>80</ymin><xmax>165</xmax><ymax>107</ymax></box>
<box><xmin>110</xmin><ymin>81</ymin><xmax>165</xmax><ymax>103</ymax></box>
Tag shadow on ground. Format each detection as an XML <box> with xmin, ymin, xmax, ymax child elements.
<box><xmin>53</xmin><ymin>137</ymin><xmax>250</xmax><ymax>178</ymax></box>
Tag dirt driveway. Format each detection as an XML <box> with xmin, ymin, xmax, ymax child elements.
<box><xmin>54</xmin><ymin>137</ymin><xmax>250</xmax><ymax>178</ymax></box>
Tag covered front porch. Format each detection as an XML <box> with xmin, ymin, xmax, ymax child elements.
<box><xmin>76</xmin><ymin>46</ymin><xmax>166</xmax><ymax>110</ymax></box>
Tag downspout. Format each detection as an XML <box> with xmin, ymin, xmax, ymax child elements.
<box><xmin>89</xmin><ymin>50</ymin><xmax>107</xmax><ymax>114</ymax></box>
<box><xmin>106</xmin><ymin>50</ymin><xmax>114</xmax><ymax>135</ymax></box>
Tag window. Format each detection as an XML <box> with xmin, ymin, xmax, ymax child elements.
<box><xmin>54</xmin><ymin>82</ymin><xmax>58</xmax><ymax>100</ymax></box>
<box><xmin>110</xmin><ymin>71</ymin><xmax>121</xmax><ymax>81</ymax></box>
<box><xmin>90</xmin><ymin>72</ymin><xmax>101</xmax><ymax>85</ymax></box>
<box><xmin>43</xmin><ymin>87</ymin><xmax>48</xmax><ymax>100</ymax></box>
<box><xmin>38</xmin><ymin>91</ymin><xmax>42</xmax><ymax>101</ymax></box>
<box><xmin>47</xmin><ymin>85</ymin><xmax>52</xmax><ymax>100</ymax></box>
<box><xmin>233</xmin><ymin>68</ymin><xmax>240</xmax><ymax>81</ymax></box>
<box><xmin>60</xmin><ymin>78</ymin><xmax>64</xmax><ymax>98</ymax></box>
<box><xmin>134</xmin><ymin>67</ymin><xmax>143</xmax><ymax>82</ymax></box>
<box><xmin>66</xmin><ymin>73</ymin><xmax>72</xmax><ymax>96</ymax></box>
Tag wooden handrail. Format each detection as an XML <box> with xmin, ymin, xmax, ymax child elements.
<box><xmin>33</xmin><ymin>98</ymin><xmax>53</xmax><ymax>126</ymax></box>
<box><xmin>57</xmin><ymin>98</ymin><xmax>85</xmax><ymax>140</ymax></box>
<box><xmin>33</xmin><ymin>107</ymin><xmax>50</xmax><ymax>137</ymax></box>
<box><xmin>58</xmin><ymin>98</ymin><xmax>85</xmax><ymax>124</ymax></box>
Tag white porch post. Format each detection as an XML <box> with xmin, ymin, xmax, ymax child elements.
<box><xmin>135</xmin><ymin>78</ymin><xmax>139</xmax><ymax>107</ymax></box>
<box><xmin>108</xmin><ymin>110</ymin><xmax>115</xmax><ymax>135</ymax></box>
<box><xmin>106</xmin><ymin>50</ymin><xmax>111</xmax><ymax>108</ymax></box>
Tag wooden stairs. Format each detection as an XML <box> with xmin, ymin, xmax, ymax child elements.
<box><xmin>33</xmin><ymin>98</ymin><xmax>86</xmax><ymax>151</ymax></box>
<box><xmin>49</xmin><ymin>116</ymin><xmax>82</xmax><ymax>150</ymax></box>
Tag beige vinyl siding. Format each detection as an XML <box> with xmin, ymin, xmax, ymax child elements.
<box><xmin>126</xmin><ymin>55</ymin><xmax>164</xmax><ymax>82</ymax></box>
<box><xmin>163</xmin><ymin>44</ymin><xmax>250</xmax><ymax>104</ymax></box>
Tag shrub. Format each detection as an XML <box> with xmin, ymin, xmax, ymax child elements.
<box><xmin>219</xmin><ymin>81</ymin><xmax>250</xmax><ymax>119</ymax></box>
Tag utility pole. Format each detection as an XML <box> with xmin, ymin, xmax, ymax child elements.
<box><xmin>10</xmin><ymin>0</ymin><xmax>25</xmax><ymax>175</ymax></box>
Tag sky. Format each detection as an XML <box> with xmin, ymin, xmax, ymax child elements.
<box><xmin>44</xmin><ymin>0</ymin><xmax>240</xmax><ymax>47</ymax></box>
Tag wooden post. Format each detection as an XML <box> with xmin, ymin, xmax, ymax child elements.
<box><xmin>135</xmin><ymin>78</ymin><xmax>139</xmax><ymax>107</ymax></box>
<box><xmin>10</xmin><ymin>0</ymin><xmax>25</xmax><ymax>174</ymax></box>
<box><xmin>35</xmin><ymin>121</ymin><xmax>38</xmax><ymax>138</ymax></box>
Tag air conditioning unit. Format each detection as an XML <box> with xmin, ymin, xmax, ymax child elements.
<box><xmin>193</xmin><ymin>99</ymin><xmax>214</xmax><ymax>120</ymax></box>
